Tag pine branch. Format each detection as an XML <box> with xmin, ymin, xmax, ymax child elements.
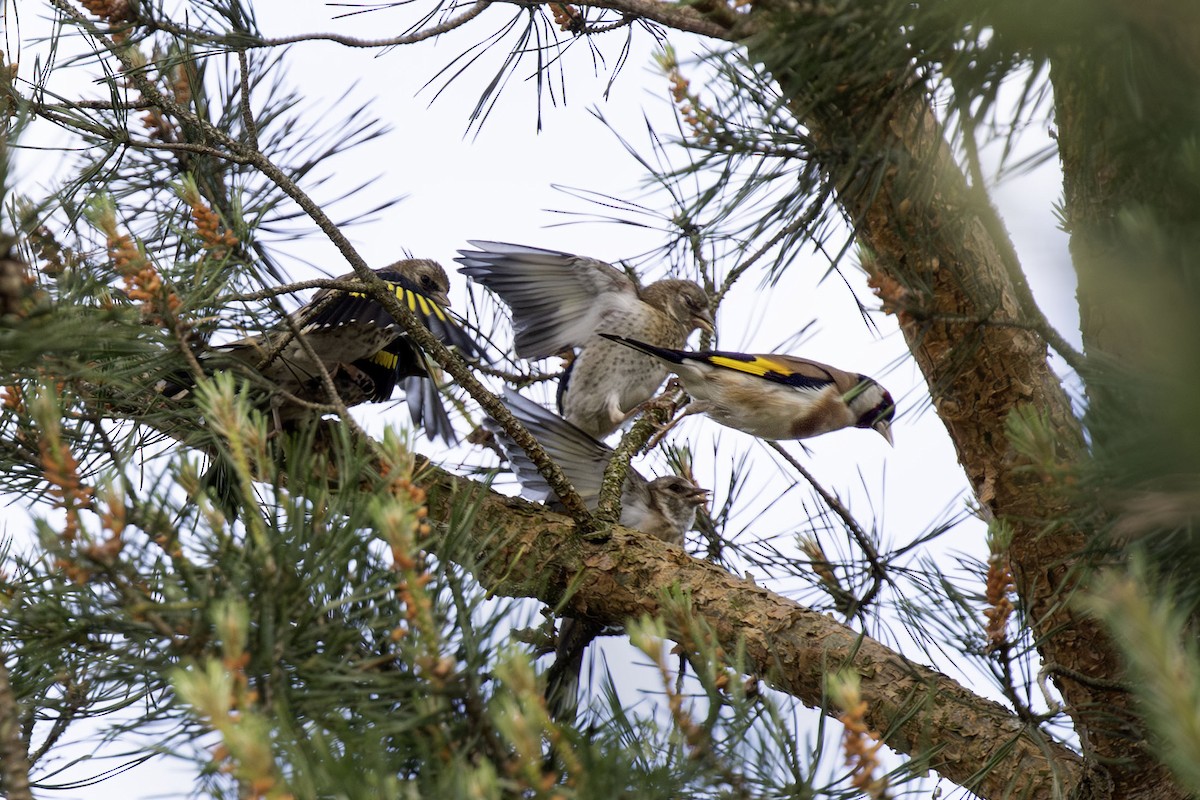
<box><xmin>411</xmin><ymin>456</ymin><xmax>1087</xmax><ymax>800</ymax></box>
<box><xmin>140</xmin><ymin>1</ymin><xmax>494</xmax><ymax>49</ymax></box>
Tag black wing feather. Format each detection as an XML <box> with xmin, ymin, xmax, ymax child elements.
<box><xmin>305</xmin><ymin>270</ymin><xmax>486</xmax><ymax>360</ymax></box>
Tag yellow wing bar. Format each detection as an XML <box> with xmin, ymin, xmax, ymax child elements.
<box><xmin>706</xmin><ymin>354</ymin><xmax>792</xmax><ymax>377</ymax></box>
<box><xmin>348</xmin><ymin>283</ymin><xmax>449</xmax><ymax>322</ymax></box>
<box><xmin>370</xmin><ymin>350</ymin><xmax>400</xmax><ymax>370</ymax></box>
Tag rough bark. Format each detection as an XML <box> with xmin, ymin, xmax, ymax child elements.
<box><xmin>819</xmin><ymin>94</ymin><xmax>1142</xmax><ymax>797</ymax></box>
<box><xmin>1050</xmin><ymin>0</ymin><xmax>1200</xmax><ymax>379</ymax></box>
<box><xmin>419</xmin><ymin>463</ymin><xmax>1086</xmax><ymax>799</ymax></box>
<box><xmin>0</xmin><ymin>656</ymin><xmax>33</xmax><ymax>800</ymax></box>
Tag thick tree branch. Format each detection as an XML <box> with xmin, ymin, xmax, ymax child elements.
<box><xmin>76</xmin><ymin>377</ymin><xmax>1089</xmax><ymax>800</ymax></box>
<box><xmin>783</xmin><ymin>57</ymin><xmax>1155</xmax><ymax>800</ymax></box>
<box><xmin>416</xmin><ymin>461</ymin><xmax>1085</xmax><ymax>800</ymax></box>
<box><xmin>801</xmin><ymin>86</ymin><xmax>1136</xmax><ymax>798</ymax></box>
<box><xmin>0</xmin><ymin>653</ymin><xmax>33</xmax><ymax>800</ymax></box>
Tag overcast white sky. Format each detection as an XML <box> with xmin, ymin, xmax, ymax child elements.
<box><xmin>6</xmin><ymin>1</ymin><xmax>1080</xmax><ymax>796</ymax></box>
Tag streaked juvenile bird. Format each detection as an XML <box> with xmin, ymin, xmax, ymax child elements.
<box><xmin>456</xmin><ymin>241</ymin><xmax>714</xmax><ymax>438</ymax></box>
<box><xmin>600</xmin><ymin>334</ymin><xmax>895</xmax><ymax>444</ymax></box>
<box><xmin>166</xmin><ymin>259</ymin><xmax>484</xmax><ymax>443</ymax></box>
<box><xmin>484</xmin><ymin>388</ymin><xmax>709</xmax><ymax>720</ymax></box>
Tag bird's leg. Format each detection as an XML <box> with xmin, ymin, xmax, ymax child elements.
<box><xmin>634</xmin><ymin>379</ymin><xmax>700</xmax><ymax>449</ymax></box>
<box><xmin>624</xmin><ymin>377</ymin><xmax>685</xmax><ymax>426</ymax></box>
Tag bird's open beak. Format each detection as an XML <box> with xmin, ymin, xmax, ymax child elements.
<box><xmin>687</xmin><ymin>486</ymin><xmax>712</xmax><ymax>505</ymax></box>
<box><xmin>873</xmin><ymin>420</ymin><xmax>894</xmax><ymax>447</ymax></box>
<box><xmin>694</xmin><ymin>310</ymin><xmax>715</xmax><ymax>335</ymax></box>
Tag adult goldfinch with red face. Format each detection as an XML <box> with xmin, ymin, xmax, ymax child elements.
<box><xmin>600</xmin><ymin>334</ymin><xmax>895</xmax><ymax>444</ymax></box>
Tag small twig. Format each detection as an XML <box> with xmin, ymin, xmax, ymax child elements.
<box><xmin>1036</xmin><ymin>664</ymin><xmax>1067</xmax><ymax>714</ymax></box>
<box><xmin>579</xmin><ymin>12</ymin><xmax>638</xmax><ymax>33</ymax></box>
<box><xmin>682</xmin><ymin>222</ymin><xmax>715</xmax><ymax>349</ymax></box>
<box><xmin>992</xmin><ymin>640</ymin><xmax>1054</xmax><ymax>725</ymax></box>
<box><xmin>712</xmin><ymin>196</ymin><xmax>829</xmax><ymax>308</ymax></box>
<box><xmin>767</xmin><ymin>442</ymin><xmax>887</xmax><ymax>616</ymax></box>
<box><xmin>472</xmin><ymin>363</ymin><xmax>561</xmax><ymax>384</ymax></box>
<box><xmin>31</xmin><ymin>98</ymin><xmax>157</xmax><ymax>112</ymax></box>
<box><xmin>561</xmin><ymin>0</ymin><xmax>734</xmax><ymax>38</ymax></box>
<box><xmin>1040</xmin><ymin>662</ymin><xmax>1129</xmax><ymax>692</ymax></box>
<box><xmin>227</xmin><ymin>277</ymin><xmax>373</xmax><ymax>303</ymax></box>
<box><xmin>237</xmin><ymin>50</ymin><xmax>259</xmax><ymax>151</ymax></box>
<box><xmin>118</xmin><ymin>138</ymin><xmax>256</xmax><ymax>163</ymax></box>
<box><xmin>596</xmin><ymin>390</ymin><xmax>680</xmax><ymax>524</ymax></box>
<box><xmin>25</xmin><ymin>676</ymin><xmax>88</xmax><ymax>765</ymax></box>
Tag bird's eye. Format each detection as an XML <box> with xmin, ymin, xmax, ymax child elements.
<box><xmin>421</xmin><ymin>276</ymin><xmax>437</xmax><ymax>291</ymax></box>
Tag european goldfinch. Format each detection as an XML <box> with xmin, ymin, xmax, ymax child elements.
<box><xmin>600</xmin><ymin>334</ymin><xmax>895</xmax><ymax>444</ymax></box>
<box><xmin>484</xmin><ymin>388</ymin><xmax>709</xmax><ymax>720</ymax></box>
<box><xmin>166</xmin><ymin>259</ymin><xmax>483</xmax><ymax>443</ymax></box>
<box><xmin>456</xmin><ymin>241</ymin><xmax>714</xmax><ymax>438</ymax></box>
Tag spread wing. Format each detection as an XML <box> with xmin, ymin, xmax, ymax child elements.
<box><xmin>485</xmin><ymin>388</ymin><xmax>621</xmax><ymax>508</ymax></box>
<box><xmin>455</xmin><ymin>241</ymin><xmax>641</xmax><ymax>359</ymax></box>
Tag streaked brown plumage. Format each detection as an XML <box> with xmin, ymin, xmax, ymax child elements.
<box><xmin>456</xmin><ymin>241</ymin><xmax>714</xmax><ymax>438</ymax></box>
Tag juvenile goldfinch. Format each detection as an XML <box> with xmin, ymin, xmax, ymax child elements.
<box><xmin>166</xmin><ymin>259</ymin><xmax>483</xmax><ymax>443</ymax></box>
<box><xmin>484</xmin><ymin>388</ymin><xmax>709</xmax><ymax>720</ymax></box>
<box><xmin>600</xmin><ymin>334</ymin><xmax>895</xmax><ymax>444</ymax></box>
<box><xmin>456</xmin><ymin>241</ymin><xmax>714</xmax><ymax>438</ymax></box>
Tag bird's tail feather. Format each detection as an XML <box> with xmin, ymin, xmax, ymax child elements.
<box><xmin>199</xmin><ymin>453</ymin><xmax>242</xmax><ymax>523</ymax></box>
<box><xmin>482</xmin><ymin>388</ymin><xmax>612</xmax><ymax>507</ymax></box>
<box><xmin>545</xmin><ymin>616</ymin><xmax>600</xmax><ymax>723</ymax></box>
<box><xmin>404</xmin><ymin>375</ymin><xmax>457</xmax><ymax>445</ymax></box>
<box><xmin>597</xmin><ymin>333</ymin><xmax>685</xmax><ymax>364</ymax></box>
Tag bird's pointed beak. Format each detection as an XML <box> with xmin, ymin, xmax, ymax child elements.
<box><xmin>873</xmin><ymin>420</ymin><xmax>894</xmax><ymax>447</ymax></box>
<box><xmin>694</xmin><ymin>310</ymin><xmax>715</xmax><ymax>335</ymax></box>
<box><xmin>433</xmin><ymin>291</ymin><xmax>452</xmax><ymax>309</ymax></box>
<box><xmin>687</xmin><ymin>486</ymin><xmax>712</xmax><ymax>505</ymax></box>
